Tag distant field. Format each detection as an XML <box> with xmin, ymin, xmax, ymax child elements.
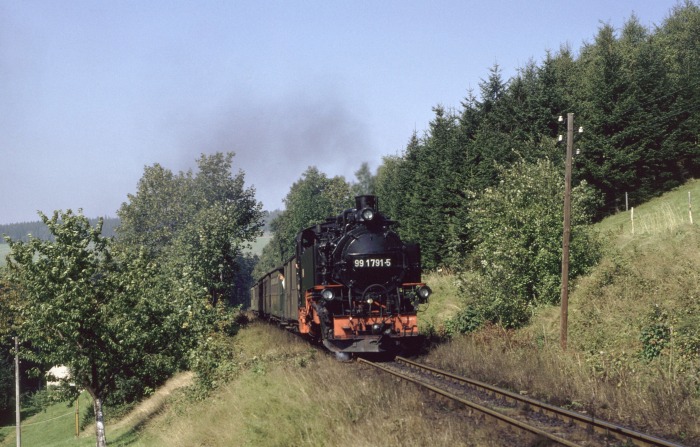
<box><xmin>246</xmin><ymin>232</ymin><xmax>272</xmax><ymax>256</ymax></box>
<box><xmin>0</xmin><ymin>243</ymin><xmax>9</xmax><ymax>267</ymax></box>
<box><xmin>0</xmin><ymin>233</ymin><xmax>272</xmax><ymax>267</ymax></box>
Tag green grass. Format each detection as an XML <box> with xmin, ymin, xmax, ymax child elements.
<box><xmin>0</xmin><ymin>392</ymin><xmax>93</xmax><ymax>447</ymax></box>
<box><xmin>596</xmin><ymin>178</ymin><xmax>699</xmax><ymax>243</ymax></box>
<box><xmin>0</xmin><ymin>375</ymin><xmax>197</xmax><ymax>447</ymax></box>
<box><xmin>244</xmin><ymin>232</ymin><xmax>272</xmax><ymax>256</ymax></box>
<box><xmin>420</xmin><ymin>269</ymin><xmax>463</xmax><ymax>334</ymax></box>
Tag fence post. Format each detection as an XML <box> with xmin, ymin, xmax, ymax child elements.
<box><xmin>631</xmin><ymin>207</ymin><xmax>635</xmax><ymax>235</ymax></box>
<box><xmin>689</xmin><ymin>192</ymin><xmax>693</xmax><ymax>225</ymax></box>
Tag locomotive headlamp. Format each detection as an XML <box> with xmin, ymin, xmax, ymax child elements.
<box><xmin>417</xmin><ymin>285</ymin><xmax>432</xmax><ymax>301</ymax></box>
<box><xmin>360</xmin><ymin>208</ymin><xmax>375</xmax><ymax>221</ymax></box>
<box><xmin>321</xmin><ymin>288</ymin><xmax>335</xmax><ymax>301</ymax></box>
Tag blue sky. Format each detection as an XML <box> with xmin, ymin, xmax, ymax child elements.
<box><xmin>0</xmin><ymin>0</ymin><xmax>679</xmax><ymax>224</ymax></box>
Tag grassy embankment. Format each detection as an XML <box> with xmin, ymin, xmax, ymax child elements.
<box><xmin>2</xmin><ymin>179</ymin><xmax>698</xmax><ymax>446</ymax></box>
<box><xmin>0</xmin><ymin>392</ymin><xmax>92</xmax><ymax>447</ymax></box>
<box><xmin>428</xmin><ymin>179</ymin><xmax>700</xmax><ymax>445</ymax></box>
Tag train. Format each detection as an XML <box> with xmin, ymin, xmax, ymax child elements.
<box><xmin>251</xmin><ymin>195</ymin><xmax>431</xmax><ymax>360</ymax></box>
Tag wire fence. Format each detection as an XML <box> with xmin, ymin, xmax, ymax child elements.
<box><xmin>0</xmin><ymin>410</ymin><xmax>74</xmax><ymax>429</ymax></box>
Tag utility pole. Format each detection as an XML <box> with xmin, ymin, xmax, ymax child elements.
<box><xmin>560</xmin><ymin>113</ymin><xmax>574</xmax><ymax>351</ymax></box>
<box><xmin>15</xmin><ymin>336</ymin><xmax>21</xmax><ymax>447</ymax></box>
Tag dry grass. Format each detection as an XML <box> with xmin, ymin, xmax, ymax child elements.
<box><xmin>109</xmin><ymin>371</ymin><xmax>194</xmax><ymax>433</ymax></box>
<box><xmin>426</xmin><ymin>327</ymin><xmax>700</xmax><ymax>445</ymax></box>
<box><xmin>136</xmin><ymin>322</ymin><xmax>517</xmax><ymax>447</ymax></box>
<box><xmin>420</xmin><ymin>181</ymin><xmax>700</xmax><ymax>445</ymax></box>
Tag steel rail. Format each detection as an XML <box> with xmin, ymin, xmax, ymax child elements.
<box><xmin>394</xmin><ymin>356</ymin><xmax>685</xmax><ymax>447</ymax></box>
<box><xmin>358</xmin><ymin>358</ymin><xmax>582</xmax><ymax>447</ymax></box>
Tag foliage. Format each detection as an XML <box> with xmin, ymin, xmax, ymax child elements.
<box><xmin>254</xmin><ymin>167</ymin><xmax>352</xmax><ymax>277</ymax></box>
<box><xmin>117</xmin><ymin>152</ymin><xmax>264</xmax><ymax>308</ymax></box>
<box><xmin>4</xmin><ymin>211</ymin><xmax>192</xmax><ymax>445</ymax></box>
<box><xmin>639</xmin><ymin>293</ymin><xmax>700</xmax><ymax>366</ymax></box>
<box><xmin>448</xmin><ymin>159</ymin><xmax>602</xmax><ymax>330</ymax></box>
<box><xmin>116</xmin><ymin>152</ymin><xmax>265</xmax><ymax>401</ymax></box>
<box><xmin>187</xmin><ymin>331</ymin><xmax>240</xmax><ymax>398</ymax></box>
<box><xmin>0</xmin><ymin>355</ymin><xmax>12</xmax><ymax>413</ymax></box>
<box><xmin>374</xmin><ymin>154</ymin><xmax>405</xmax><ymax>222</ymax></box>
<box><xmin>444</xmin><ymin>305</ymin><xmax>484</xmax><ymax>336</ymax></box>
<box><xmin>0</xmin><ymin>275</ymin><xmax>22</xmax><ymax>339</ymax></box>
<box><xmin>640</xmin><ymin>305</ymin><xmax>671</xmax><ymax>360</ymax></box>
<box><xmin>0</xmin><ymin>276</ymin><xmax>47</xmax><ymax>414</ymax></box>
<box><xmin>351</xmin><ymin>161</ymin><xmax>376</xmax><ymax>197</ymax></box>
<box><xmin>371</xmin><ymin>4</ymin><xmax>700</xmax><ymax>272</ymax></box>
<box><xmin>3</xmin><ymin>150</ymin><xmax>263</xmax><ymax>444</ymax></box>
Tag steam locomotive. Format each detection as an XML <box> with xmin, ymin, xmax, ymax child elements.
<box><xmin>251</xmin><ymin>195</ymin><xmax>431</xmax><ymax>359</ymax></box>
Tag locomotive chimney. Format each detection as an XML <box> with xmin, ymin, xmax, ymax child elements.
<box><xmin>355</xmin><ymin>195</ymin><xmax>377</xmax><ymax>211</ymax></box>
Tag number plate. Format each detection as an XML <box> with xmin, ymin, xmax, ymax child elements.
<box><xmin>354</xmin><ymin>258</ymin><xmax>393</xmax><ymax>268</ymax></box>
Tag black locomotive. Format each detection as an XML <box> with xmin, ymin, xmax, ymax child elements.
<box><xmin>251</xmin><ymin>195</ymin><xmax>431</xmax><ymax>359</ymax></box>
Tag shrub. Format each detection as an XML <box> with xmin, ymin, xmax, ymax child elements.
<box><xmin>451</xmin><ymin>159</ymin><xmax>602</xmax><ymax>331</ymax></box>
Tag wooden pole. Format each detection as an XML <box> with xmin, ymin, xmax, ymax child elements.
<box><xmin>560</xmin><ymin>113</ymin><xmax>573</xmax><ymax>351</ymax></box>
<box><xmin>75</xmin><ymin>396</ymin><xmax>80</xmax><ymax>437</ymax></box>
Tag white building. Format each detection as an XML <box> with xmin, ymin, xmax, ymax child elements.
<box><xmin>46</xmin><ymin>365</ymin><xmax>73</xmax><ymax>388</ymax></box>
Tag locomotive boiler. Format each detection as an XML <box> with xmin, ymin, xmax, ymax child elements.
<box><xmin>251</xmin><ymin>195</ymin><xmax>431</xmax><ymax>359</ymax></box>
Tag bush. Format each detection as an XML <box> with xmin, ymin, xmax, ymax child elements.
<box><xmin>450</xmin><ymin>159</ymin><xmax>602</xmax><ymax>331</ymax></box>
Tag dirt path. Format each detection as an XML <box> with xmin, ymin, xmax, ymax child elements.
<box><xmin>115</xmin><ymin>371</ymin><xmax>194</xmax><ymax>431</ymax></box>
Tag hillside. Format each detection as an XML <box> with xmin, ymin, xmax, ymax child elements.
<box><xmin>2</xmin><ymin>180</ymin><xmax>698</xmax><ymax>446</ymax></box>
<box><xmin>143</xmin><ymin>179</ymin><xmax>700</xmax><ymax>445</ymax></box>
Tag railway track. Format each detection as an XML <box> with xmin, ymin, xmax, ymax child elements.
<box><xmin>358</xmin><ymin>356</ymin><xmax>686</xmax><ymax>447</ymax></box>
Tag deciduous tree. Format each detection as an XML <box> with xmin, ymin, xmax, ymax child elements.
<box><xmin>254</xmin><ymin>167</ymin><xmax>351</xmax><ymax>278</ymax></box>
<box><xmin>453</xmin><ymin>159</ymin><xmax>601</xmax><ymax>330</ymax></box>
<box><xmin>5</xmin><ymin>211</ymin><xmax>187</xmax><ymax>447</ymax></box>
<box><xmin>117</xmin><ymin>152</ymin><xmax>263</xmax><ymax>307</ymax></box>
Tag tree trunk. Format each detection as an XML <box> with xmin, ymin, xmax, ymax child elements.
<box><xmin>92</xmin><ymin>395</ymin><xmax>107</xmax><ymax>447</ymax></box>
